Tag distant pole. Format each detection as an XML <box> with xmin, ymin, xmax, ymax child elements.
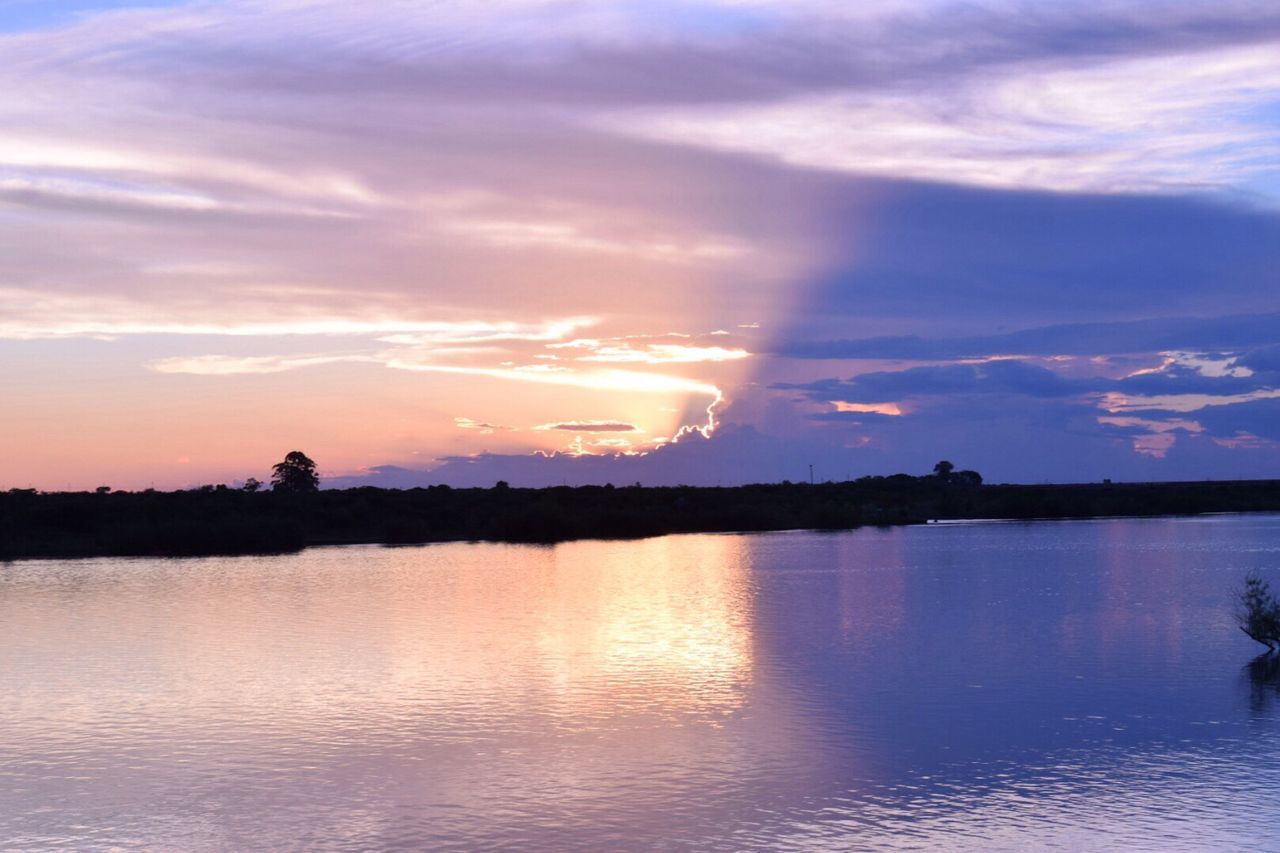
<box><xmin>809</xmin><ymin>464</ymin><xmax>814</xmax><ymax>485</ymax></box>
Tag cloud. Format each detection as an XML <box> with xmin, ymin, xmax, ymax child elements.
<box><xmin>4</xmin><ymin>0</ymin><xmax>1275</xmax><ymax>349</ymax></box>
<box><xmin>830</xmin><ymin>402</ymin><xmax>903</xmax><ymax>416</ymax></box>
<box><xmin>584</xmin><ymin>437</ymin><xmax>634</xmax><ymax>449</ymax></box>
<box><xmin>149</xmin><ymin>353</ymin><xmax>377</xmax><ymax>375</ymax></box>
<box><xmin>1125</xmin><ymin>397</ymin><xmax>1280</xmax><ymax>443</ymax></box>
<box><xmin>1096</xmin><ymin>415</ymin><xmax>1204</xmax><ymax>458</ymax></box>
<box><xmin>1238</xmin><ymin>344</ymin><xmax>1280</xmax><ymax>373</ymax></box>
<box><xmin>535</xmin><ymin>421</ymin><xmax>640</xmax><ymax>432</ymax></box>
<box><xmin>4</xmin><ymin>0</ymin><xmax>1280</xmax><ymax>488</ymax></box>
<box><xmin>327</xmin><ymin>411</ymin><xmax>1280</xmax><ymax>489</ymax></box>
<box><xmin>454</xmin><ymin>417</ymin><xmax>517</xmax><ymax>434</ymax></box>
<box><xmin>441</xmin><ymin>218</ymin><xmax>744</xmax><ymax>263</ymax></box>
<box><xmin>374</xmin><ymin>318</ymin><xmax>597</xmax><ymax>346</ymax></box>
<box><xmin>776</xmin><ymin>360</ymin><xmax>1092</xmax><ymax>402</ymax></box>
<box><xmin>773</xmin><ymin>313</ymin><xmax>1280</xmax><ymax>361</ymax></box>
<box><xmin>1102</xmin><ymin>388</ymin><xmax>1280</xmax><ymax>415</ymax></box>
<box><xmin>327</xmin><ymin>424</ymin><xmax>860</xmax><ymax>488</ymax></box>
<box><xmin>550</xmin><ymin>337</ymin><xmax>751</xmax><ymax>364</ymax></box>
<box><xmin>0</xmin><ymin>286</ymin><xmax>598</xmax><ymax>341</ymax></box>
<box><xmin>605</xmin><ymin>5</ymin><xmax>1280</xmax><ymax>195</ymax></box>
<box><xmin>779</xmin><ymin>354</ymin><xmax>1280</xmax><ymax>405</ymax></box>
<box><xmin>772</xmin><ymin>349</ymin><xmax>1280</xmax><ymax>462</ymax></box>
<box><xmin>778</xmin><ymin>185</ymin><xmax>1280</xmax><ymax>337</ymax></box>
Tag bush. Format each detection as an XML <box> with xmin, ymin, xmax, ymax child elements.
<box><xmin>1238</xmin><ymin>572</ymin><xmax>1280</xmax><ymax>651</ymax></box>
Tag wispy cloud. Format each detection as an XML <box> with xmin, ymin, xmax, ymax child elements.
<box><xmin>772</xmin><ymin>314</ymin><xmax>1280</xmax><ymax>361</ymax></box>
<box><xmin>549</xmin><ymin>336</ymin><xmax>751</xmax><ymax>364</ymax></box>
<box><xmin>535</xmin><ymin>420</ymin><xmax>640</xmax><ymax>432</ymax></box>
<box><xmin>454</xmin><ymin>417</ymin><xmax>517</xmax><ymax>434</ymax></box>
<box><xmin>604</xmin><ymin>6</ymin><xmax>1280</xmax><ymax>195</ymax></box>
<box><xmin>149</xmin><ymin>353</ymin><xmax>377</xmax><ymax>375</ymax></box>
<box><xmin>832</xmin><ymin>401</ymin><xmax>903</xmax><ymax>416</ymax></box>
<box><xmin>384</xmin><ymin>358</ymin><xmax>723</xmax><ymax>399</ymax></box>
<box><xmin>442</xmin><ymin>218</ymin><xmax>743</xmax><ymax>263</ymax></box>
<box><xmin>0</xmin><ymin>289</ymin><xmax>596</xmax><ymax>341</ymax></box>
<box><xmin>1100</xmin><ymin>388</ymin><xmax>1280</xmax><ymax>414</ymax></box>
<box><xmin>1097</xmin><ymin>415</ymin><xmax>1203</xmax><ymax>457</ymax></box>
<box><xmin>775</xmin><ymin>345</ymin><xmax>1280</xmax><ymax>461</ymax></box>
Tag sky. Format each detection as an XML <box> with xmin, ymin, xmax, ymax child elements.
<box><xmin>0</xmin><ymin>0</ymin><xmax>1278</xmax><ymax>490</ymax></box>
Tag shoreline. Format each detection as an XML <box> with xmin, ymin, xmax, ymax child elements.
<box><xmin>3</xmin><ymin>477</ymin><xmax>1279</xmax><ymax>561</ymax></box>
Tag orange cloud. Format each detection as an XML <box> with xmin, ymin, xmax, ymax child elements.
<box><xmin>832</xmin><ymin>401</ymin><xmax>904</xmax><ymax>416</ymax></box>
<box><xmin>535</xmin><ymin>421</ymin><xmax>640</xmax><ymax>432</ymax></box>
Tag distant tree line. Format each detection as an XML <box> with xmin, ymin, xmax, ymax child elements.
<box><xmin>3</xmin><ymin>452</ymin><xmax>1280</xmax><ymax>560</ymax></box>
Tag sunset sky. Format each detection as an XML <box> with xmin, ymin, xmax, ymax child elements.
<box><xmin>2</xmin><ymin>0</ymin><xmax>1278</xmax><ymax>490</ymax></box>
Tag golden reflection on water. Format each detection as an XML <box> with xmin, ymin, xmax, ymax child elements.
<box><xmin>346</xmin><ymin>534</ymin><xmax>758</xmax><ymax>724</ymax></box>
<box><xmin>2</xmin><ymin>534</ymin><xmax>758</xmax><ymax>742</ymax></box>
<box><xmin>533</xmin><ymin>535</ymin><xmax>754</xmax><ymax>713</ymax></box>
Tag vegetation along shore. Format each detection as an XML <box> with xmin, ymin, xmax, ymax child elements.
<box><xmin>3</xmin><ymin>465</ymin><xmax>1280</xmax><ymax>560</ymax></box>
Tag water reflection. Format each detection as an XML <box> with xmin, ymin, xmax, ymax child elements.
<box><xmin>531</xmin><ymin>536</ymin><xmax>754</xmax><ymax>716</ymax></box>
<box><xmin>3</xmin><ymin>516</ymin><xmax>1280</xmax><ymax>849</ymax></box>
<box><xmin>0</xmin><ymin>536</ymin><xmax>805</xmax><ymax>850</ymax></box>
<box><xmin>1245</xmin><ymin>652</ymin><xmax>1280</xmax><ymax>717</ymax></box>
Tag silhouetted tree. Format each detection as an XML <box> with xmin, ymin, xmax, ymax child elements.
<box><xmin>242</xmin><ymin>477</ymin><xmax>261</xmax><ymax>493</ymax></box>
<box><xmin>953</xmin><ymin>470</ymin><xmax>983</xmax><ymax>487</ymax></box>
<box><xmin>933</xmin><ymin>460</ymin><xmax>955</xmax><ymax>480</ymax></box>
<box><xmin>272</xmin><ymin>451</ymin><xmax>319</xmax><ymax>493</ymax></box>
<box><xmin>1238</xmin><ymin>572</ymin><xmax>1280</xmax><ymax>651</ymax></box>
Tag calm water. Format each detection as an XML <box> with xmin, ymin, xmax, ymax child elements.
<box><xmin>4</xmin><ymin>515</ymin><xmax>1280</xmax><ymax>850</ymax></box>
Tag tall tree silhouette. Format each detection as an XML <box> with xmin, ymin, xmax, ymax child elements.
<box><xmin>271</xmin><ymin>451</ymin><xmax>319</xmax><ymax>493</ymax></box>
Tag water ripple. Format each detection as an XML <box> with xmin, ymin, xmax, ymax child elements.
<box><xmin>3</xmin><ymin>517</ymin><xmax>1280</xmax><ymax>849</ymax></box>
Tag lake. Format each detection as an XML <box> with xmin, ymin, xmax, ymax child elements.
<box><xmin>4</xmin><ymin>514</ymin><xmax>1280</xmax><ymax>850</ymax></box>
